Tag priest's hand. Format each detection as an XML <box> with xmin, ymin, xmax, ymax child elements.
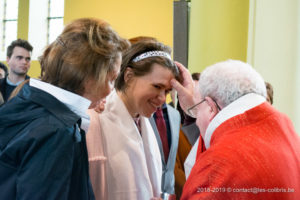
<box><xmin>171</xmin><ymin>61</ymin><xmax>196</xmax><ymax>113</ymax></box>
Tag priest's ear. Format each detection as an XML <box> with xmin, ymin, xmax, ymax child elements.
<box><xmin>205</xmin><ymin>96</ymin><xmax>220</xmax><ymax>121</ymax></box>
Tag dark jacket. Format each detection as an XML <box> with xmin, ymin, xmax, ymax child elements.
<box><xmin>0</xmin><ymin>83</ymin><xmax>94</xmax><ymax>200</ymax></box>
<box><xmin>0</xmin><ymin>75</ymin><xmax>30</xmax><ymax>103</ymax></box>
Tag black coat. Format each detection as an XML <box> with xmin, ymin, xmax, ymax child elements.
<box><xmin>0</xmin><ymin>75</ymin><xmax>30</xmax><ymax>103</ymax></box>
<box><xmin>0</xmin><ymin>83</ymin><xmax>95</xmax><ymax>200</ymax></box>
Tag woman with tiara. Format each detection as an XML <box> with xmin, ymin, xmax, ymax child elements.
<box><xmin>86</xmin><ymin>39</ymin><xmax>182</xmax><ymax>200</ymax></box>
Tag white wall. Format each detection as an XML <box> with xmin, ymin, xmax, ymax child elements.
<box><xmin>296</xmin><ymin>0</ymin><xmax>300</xmax><ymax>135</ymax></box>
<box><xmin>248</xmin><ymin>0</ymin><xmax>300</xmax><ymax>134</ymax></box>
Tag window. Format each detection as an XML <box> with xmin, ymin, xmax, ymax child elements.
<box><xmin>0</xmin><ymin>0</ymin><xmax>19</xmax><ymax>59</ymax></box>
<box><xmin>47</xmin><ymin>0</ymin><xmax>64</xmax><ymax>44</ymax></box>
<box><xmin>28</xmin><ymin>0</ymin><xmax>64</xmax><ymax>60</ymax></box>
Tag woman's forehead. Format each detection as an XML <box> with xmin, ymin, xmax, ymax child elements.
<box><xmin>139</xmin><ymin>64</ymin><xmax>174</xmax><ymax>84</ymax></box>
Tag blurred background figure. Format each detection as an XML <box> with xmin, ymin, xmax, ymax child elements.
<box><xmin>0</xmin><ymin>62</ymin><xmax>8</xmax><ymax>79</ymax></box>
<box><xmin>150</xmin><ymin>102</ymin><xmax>180</xmax><ymax>200</ymax></box>
<box><xmin>265</xmin><ymin>81</ymin><xmax>274</xmax><ymax>105</ymax></box>
<box><xmin>0</xmin><ymin>39</ymin><xmax>33</xmax><ymax>103</ymax></box>
<box><xmin>0</xmin><ymin>62</ymin><xmax>8</xmax><ymax>106</ymax></box>
<box><xmin>174</xmin><ymin>72</ymin><xmax>202</xmax><ymax>199</ymax></box>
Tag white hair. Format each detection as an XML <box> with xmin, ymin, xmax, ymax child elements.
<box><xmin>198</xmin><ymin>59</ymin><xmax>267</xmax><ymax>107</ymax></box>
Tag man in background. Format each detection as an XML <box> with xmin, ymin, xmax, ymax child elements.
<box><xmin>150</xmin><ymin>103</ymin><xmax>181</xmax><ymax>200</ymax></box>
<box><xmin>0</xmin><ymin>39</ymin><xmax>33</xmax><ymax>102</ymax></box>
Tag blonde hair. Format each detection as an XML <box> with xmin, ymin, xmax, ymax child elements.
<box><xmin>40</xmin><ymin>18</ymin><xmax>129</xmax><ymax>95</ymax></box>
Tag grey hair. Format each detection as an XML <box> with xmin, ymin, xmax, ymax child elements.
<box><xmin>198</xmin><ymin>60</ymin><xmax>267</xmax><ymax>107</ymax></box>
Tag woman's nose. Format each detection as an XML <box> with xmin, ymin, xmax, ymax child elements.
<box><xmin>157</xmin><ymin>90</ymin><xmax>166</xmax><ymax>103</ymax></box>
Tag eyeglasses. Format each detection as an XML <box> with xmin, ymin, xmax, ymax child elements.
<box><xmin>187</xmin><ymin>97</ymin><xmax>222</xmax><ymax>118</ymax></box>
<box><xmin>187</xmin><ymin>99</ymin><xmax>206</xmax><ymax>118</ymax></box>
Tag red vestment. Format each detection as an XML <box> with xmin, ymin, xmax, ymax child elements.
<box><xmin>181</xmin><ymin>102</ymin><xmax>300</xmax><ymax>200</ymax></box>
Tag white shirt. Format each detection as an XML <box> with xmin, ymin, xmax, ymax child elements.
<box><xmin>29</xmin><ymin>78</ymin><xmax>91</xmax><ymax>130</ymax></box>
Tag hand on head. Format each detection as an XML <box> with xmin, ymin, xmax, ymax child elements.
<box><xmin>170</xmin><ymin>61</ymin><xmax>196</xmax><ymax>113</ymax></box>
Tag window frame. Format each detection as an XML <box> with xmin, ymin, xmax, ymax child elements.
<box><xmin>1</xmin><ymin>0</ymin><xmax>19</xmax><ymax>52</ymax></box>
<box><xmin>46</xmin><ymin>0</ymin><xmax>64</xmax><ymax>45</ymax></box>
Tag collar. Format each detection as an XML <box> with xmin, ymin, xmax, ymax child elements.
<box><xmin>6</xmin><ymin>75</ymin><xmax>29</xmax><ymax>86</ymax></box>
<box><xmin>204</xmin><ymin>93</ymin><xmax>266</xmax><ymax>149</ymax></box>
<box><xmin>161</xmin><ymin>102</ymin><xmax>167</xmax><ymax>109</ymax></box>
<box><xmin>29</xmin><ymin>78</ymin><xmax>91</xmax><ymax>130</ymax></box>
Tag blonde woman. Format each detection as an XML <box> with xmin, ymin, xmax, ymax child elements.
<box><xmin>0</xmin><ymin>18</ymin><xmax>128</xmax><ymax>199</ymax></box>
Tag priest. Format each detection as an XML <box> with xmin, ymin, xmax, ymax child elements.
<box><xmin>171</xmin><ymin>60</ymin><xmax>300</xmax><ymax>200</ymax></box>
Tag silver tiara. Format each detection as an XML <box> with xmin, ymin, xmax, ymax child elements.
<box><xmin>132</xmin><ymin>51</ymin><xmax>172</xmax><ymax>62</ymax></box>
